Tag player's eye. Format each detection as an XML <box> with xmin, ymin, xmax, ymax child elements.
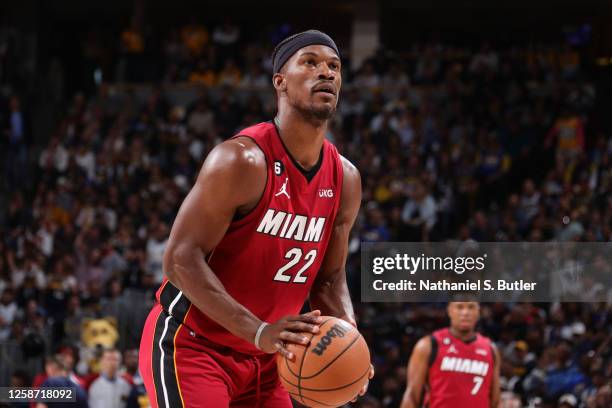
<box><xmin>306</xmin><ymin>59</ymin><xmax>316</xmax><ymax>66</ymax></box>
<box><xmin>329</xmin><ymin>63</ymin><xmax>339</xmax><ymax>70</ymax></box>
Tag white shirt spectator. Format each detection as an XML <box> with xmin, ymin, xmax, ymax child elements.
<box><xmin>147</xmin><ymin>237</ymin><xmax>168</xmax><ymax>284</ymax></box>
<box><xmin>189</xmin><ymin>137</ymin><xmax>205</xmax><ymax>161</ymax></box>
<box><xmin>12</xmin><ymin>261</ymin><xmax>46</xmax><ymax>289</ymax></box>
<box><xmin>0</xmin><ymin>298</ymin><xmax>18</xmax><ymax>340</ymax></box>
<box><xmin>88</xmin><ymin>374</ymin><xmax>131</xmax><ymax>408</ymax></box>
<box><xmin>520</xmin><ymin>191</ymin><xmax>541</xmax><ymax>222</ymax></box>
<box><xmin>39</xmin><ymin>142</ymin><xmax>69</xmax><ymax>172</ymax></box>
<box><xmin>36</xmin><ymin>224</ymin><xmax>54</xmax><ymax>257</ymax></box>
<box><xmin>401</xmin><ymin>194</ymin><xmax>437</xmax><ymax>230</ymax></box>
<box><xmin>74</xmin><ymin>149</ymin><xmax>96</xmax><ymax>180</ymax></box>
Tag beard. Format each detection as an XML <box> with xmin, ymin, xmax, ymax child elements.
<box><xmin>292</xmin><ymin>96</ymin><xmax>337</xmax><ymax>123</ymax></box>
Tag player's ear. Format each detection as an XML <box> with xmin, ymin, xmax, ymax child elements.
<box><xmin>273</xmin><ymin>73</ymin><xmax>286</xmax><ymax>92</ymax></box>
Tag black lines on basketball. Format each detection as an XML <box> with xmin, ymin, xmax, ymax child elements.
<box><xmin>284</xmin><ymin>317</ymin><xmax>336</xmax><ymax>379</ymax></box>
<box><xmin>300</xmin><ymin>333</ymin><xmax>360</xmax><ymax>380</ymax></box>
<box><xmin>277</xmin><ymin>316</ymin><xmax>371</xmax><ymax>407</ymax></box>
<box><xmin>280</xmin><ymin>364</ymin><xmax>371</xmax><ymax>392</ymax></box>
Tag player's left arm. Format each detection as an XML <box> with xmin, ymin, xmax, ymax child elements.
<box><xmin>490</xmin><ymin>343</ymin><xmax>501</xmax><ymax>408</ymax></box>
<box><xmin>309</xmin><ymin>155</ymin><xmax>361</xmax><ymax>326</ymax></box>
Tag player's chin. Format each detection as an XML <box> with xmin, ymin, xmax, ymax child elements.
<box><xmin>459</xmin><ymin>322</ymin><xmax>474</xmax><ymax>331</ymax></box>
<box><xmin>310</xmin><ymin>102</ymin><xmax>336</xmax><ymax>120</ymax></box>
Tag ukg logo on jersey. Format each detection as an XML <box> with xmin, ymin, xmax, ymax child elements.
<box><xmin>318</xmin><ymin>188</ymin><xmax>334</xmax><ymax>198</ymax></box>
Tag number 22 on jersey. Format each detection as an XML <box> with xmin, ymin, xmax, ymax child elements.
<box><xmin>274</xmin><ymin>248</ymin><xmax>317</xmax><ymax>283</ymax></box>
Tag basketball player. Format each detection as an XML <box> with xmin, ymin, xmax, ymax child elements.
<box><xmin>139</xmin><ymin>30</ymin><xmax>373</xmax><ymax>407</ymax></box>
<box><xmin>400</xmin><ymin>302</ymin><xmax>500</xmax><ymax>408</ymax></box>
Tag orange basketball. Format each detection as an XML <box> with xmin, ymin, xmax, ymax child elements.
<box><xmin>276</xmin><ymin>316</ymin><xmax>371</xmax><ymax>408</ymax></box>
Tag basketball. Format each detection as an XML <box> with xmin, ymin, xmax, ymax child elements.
<box><xmin>277</xmin><ymin>316</ymin><xmax>371</xmax><ymax>408</ymax></box>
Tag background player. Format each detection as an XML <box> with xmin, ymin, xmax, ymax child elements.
<box><xmin>401</xmin><ymin>302</ymin><xmax>501</xmax><ymax>408</ymax></box>
<box><xmin>139</xmin><ymin>30</ymin><xmax>372</xmax><ymax>407</ymax></box>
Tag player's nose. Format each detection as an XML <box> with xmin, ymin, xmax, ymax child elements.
<box><xmin>317</xmin><ymin>64</ymin><xmax>336</xmax><ymax>81</ymax></box>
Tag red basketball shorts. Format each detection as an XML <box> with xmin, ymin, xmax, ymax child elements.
<box><xmin>139</xmin><ymin>304</ymin><xmax>292</xmax><ymax>408</ymax></box>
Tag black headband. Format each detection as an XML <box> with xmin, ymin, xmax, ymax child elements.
<box><xmin>272</xmin><ymin>30</ymin><xmax>339</xmax><ymax>74</ymax></box>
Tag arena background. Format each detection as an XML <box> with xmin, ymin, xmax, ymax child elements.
<box><xmin>0</xmin><ymin>0</ymin><xmax>611</xmax><ymax>407</ymax></box>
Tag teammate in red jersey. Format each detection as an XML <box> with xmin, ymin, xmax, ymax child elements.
<box><xmin>139</xmin><ymin>30</ymin><xmax>373</xmax><ymax>407</ymax></box>
<box><xmin>401</xmin><ymin>302</ymin><xmax>501</xmax><ymax>408</ymax></box>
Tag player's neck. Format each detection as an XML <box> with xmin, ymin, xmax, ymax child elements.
<box><xmin>449</xmin><ymin>327</ymin><xmax>476</xmax><ymax>343</ymax></box>
<box><xmin>275</xmin><ymin>112</ymin><xmax>326</xmax><ymax>170</ymax></box>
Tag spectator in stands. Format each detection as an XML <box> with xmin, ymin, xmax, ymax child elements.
<box><xmin>181</xmin><ymin>19</ymin><xmax>208</xmax><ymax>59</ymax></box>
<box><xmin>240</xmin><ymin>62</ymin><xmax>268</xmax><ymax>87</ymax></box>
<box><xmin>354</xmin><ymin>61</ymin><xmax>380</xmax><ymax>90</ymax></box>
<box><xmin>401</xmin><ymin>180</ymin><xmax>437</xmax><ymax>241</ymax></box>
<box><xmin>188</xmin><ymin>59</ymin><xmax>216</xmax><ymax>86</ymax></box>
<box><xmin>217</xmin><ymin>58</ymin><xmax>241</xmax><ymax>87</ymax></box>
<box><xmin>4</xmin><ymin>95</ymin><xmax>27</xmax><ymax>188</ymax></box>
<box><xmin>0</xmin><ymin>288</ymin><xmax>17</xmax><ymax>340</ymax></box>
<box><xmin>187</xmin><ymin>99</ymin><xmax>215</xmax><ymax>137</ymax></box>
<box><xmin>37</xmin><ymin>355</ymin><xmax>88</xmax><ymax>408</ymax></box>
<box><xmin>381</xmin><ymin>62</ymin><xmax>410</xmax><ymax>98</ymax></box>
<box><xmin>88</xmin><ymin>348</ymin><xmax>131</xmax><ymax>408</ymax></box>
<box><xmin>212</xmin><ymin>18</ymin><xmax>240</xmax><ymax>66</ymax></box>
<box><xmin>545</xmin><ymin>108</ymin><xmax>585</xmax><ymax>163</ymax></box>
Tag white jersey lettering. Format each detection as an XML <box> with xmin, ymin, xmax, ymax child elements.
<box><xmin>256</xmin><ymin>209</ymin><xmax>287</xmax><ymax>235</ymax></box>
<box><xmin>257</xmin><ymin>209</ymin><xmax>326</xmax><ymax>243</ymax></box>
<box><xmin>440</xmin><ymin>356</ymin><xmax>489</xmax><ymax>376</ymax></box>
<box><xmin>283</xmin><ymin>215</ymin><xmax>307</xmax><ymax>241</ymax></box>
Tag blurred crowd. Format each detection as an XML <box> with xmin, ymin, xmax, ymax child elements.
<box><xmin>0</xmin><ymin>20</ymin><xmax>611</xmax><ymax>408</ymax></box>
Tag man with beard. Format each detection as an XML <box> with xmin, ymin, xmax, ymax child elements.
<box><xmin>139</xmin><ymin>30</ymin><xmax>373</xmax><ymax>407</ymax></box>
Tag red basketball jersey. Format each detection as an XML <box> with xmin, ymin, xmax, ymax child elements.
<box><xmin>156</xmin><ymin>121</ymin><xmax>344</xmax><ymax>354</ymax></box>
<box><xmin>427</xmin><ymin>328</ymin><xmax>495</xmax><ymax>408</ymax></box>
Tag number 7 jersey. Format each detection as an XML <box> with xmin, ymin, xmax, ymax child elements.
<box><xmin>156</xmin><ymin>121</ymin><xmax>344</xmax><ymax>354</ymax></box>
<box><xmin>427</xmin><ymin>328</ymin><xmax>495</xmax><ymax>408</ymax></box>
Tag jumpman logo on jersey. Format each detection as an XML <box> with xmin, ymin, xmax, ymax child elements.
<box><xmin>275</xmin><ymin>177</ymin><xmax>290</xmax><ymax>199</ymax></box>
<box><xmin>448</xmin><ymin>344</ymin><xmax>458</xmax><ymax>354</ymax></box>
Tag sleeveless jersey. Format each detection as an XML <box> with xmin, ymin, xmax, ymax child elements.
<box><xmin>156</xmin><ymin>121</ymin><xmax>344</xmax><ymax>354</ymax></box>
<box><xmin>427</xmin><ymin>328</ymin><xmax>495</xmax><ymax>408</ymax></box>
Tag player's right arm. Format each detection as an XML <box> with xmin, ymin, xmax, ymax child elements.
<box><xmin>163</xmin><ymin>138</ymin><xmax>321</xmax><ymax>359</ymax></box>
<box><xmin>400</xmin><ymin>336</ymin><xmax>432</xmax><ymax>408</ymax></box>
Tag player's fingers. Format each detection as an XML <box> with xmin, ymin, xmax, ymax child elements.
<box><xmin>274</xmin><ymin>341</ymin><xmax>294</xmax><ymax>361</ymax></box>
<box><xmin>359</xmin><ymin>382</ymin><xmax>369</xmax><ymax>396</ymax></box>
<box><xmin>351</xmin><ymin>388</ymin><xmax>363</xmax><ymax>402</ymax></box>
<box><xmin>368</xmin><ymin>364</ymin><xmax>375</xmax><ymax>379</ymax></box>
<box><xmin>279</xmin><ymin>330</ymin><xmax>310</xmax><ymax>345</ymax></box>
<box><xmin>285</xmin><ymin>321</ymin><xmax>319</xmax><ymax>334</ymax></box>
<box><xmin>296</xmin><ymin>312</ymin><xmax>323</xmax><ymax>324</ymax></box>
<box><xmin>303</xmin><ymin>309</ymin><xmax>321</xmax><ymax>317</ymax></box>
<box><xmin>284</xmin><ymin>314</ymin><xmax>302</xmax><ymax>322</ymax></box>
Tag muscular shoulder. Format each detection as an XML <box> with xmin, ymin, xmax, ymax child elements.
<box><xmin>201</xmin><ymin>137</ymin><xmax>266</xmax><ymax>178</ymax></box>
<box><xmin>197</xmin><ymin>137</ymin><xmax>266</xmax><ymax>208</ymax></box>
<box><xmin>414</xmin><ymin>335</ymin><xmax>433</xmax><ymax>355</ymax></box>
<box><xmin>337</xmin><ymin>155</ymin><xmax>361</xmax><ymax>223</ymax></box>
<box><xmin>340</xmin><ymin>154</ymin><xmax>360</xmax><ymax>192</ymax></box>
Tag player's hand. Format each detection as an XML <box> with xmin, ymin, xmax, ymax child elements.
<box><xmin>351</xmin><ymin>364</ymin><xmax>375</xmax><ymax>403</ymax></box>
<box><xmin>257</xmin><ymin>310</ymin><xmax>323</xmax><ymax>360</ymax></box>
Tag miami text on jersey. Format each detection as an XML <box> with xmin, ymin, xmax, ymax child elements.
<box><xmin>440</xmin><ymin>357</ymin><xmax>490</xmax><ymax>376</ymax></box>
<box><xmin>256</xmin><ymin>209</ymin><xmax>327</xmax><ymax>242</ymax></box>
